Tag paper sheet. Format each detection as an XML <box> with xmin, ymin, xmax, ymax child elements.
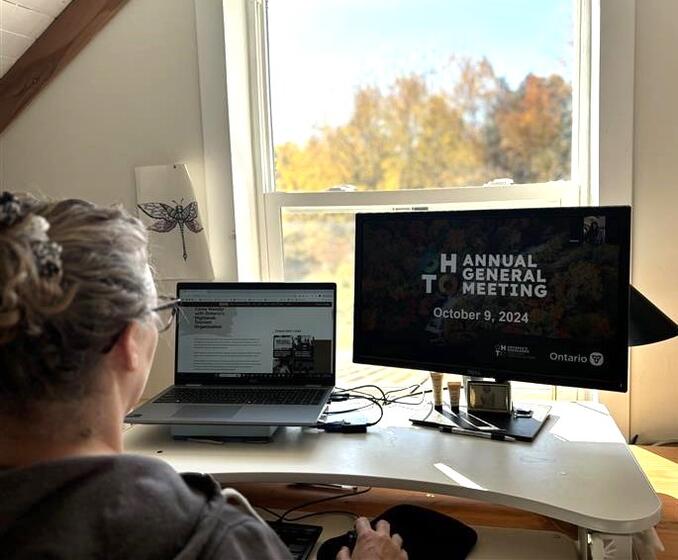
<box><xmin>135</xmin><ymin>163</ymin><xmax>214</xmax><ymax>280</ymax></box>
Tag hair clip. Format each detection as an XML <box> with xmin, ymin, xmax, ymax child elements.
<box><xmin>32</xmin><ymin>239</ymin><xmax>63</xmax><ymax>278</ymax></box>
<box><xmin>0</xmin><ymin>191</ymin><xmax>24</xmax><ymax>228</ymax></box>
<box><xmin>0</xmin><ymin>192</ymin><xmax>63</xmax><ymax>279</ymax></box>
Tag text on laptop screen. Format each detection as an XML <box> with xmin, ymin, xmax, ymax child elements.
<box><xmin>176</xmin><ymin>286</ymin><xmax>335</xmax><ymax>382</ymax></box>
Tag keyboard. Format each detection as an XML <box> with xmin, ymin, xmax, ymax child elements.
<box><xmin>268</xmin><ymin>521</ymin><xmax>322</xmax><ymax>560</ymax></box>
<box><xmin>155</xmin><ymin>387</ymin><xmax>326</xmax><ymax>406</ymax></box>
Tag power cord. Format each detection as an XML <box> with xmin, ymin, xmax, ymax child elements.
<box><xmin>319</xmin><ymin>378</ymin><xmax>430</xmax><ymax>432</ymax></box>
<box><xmin>256</xmin><ymin>487</ymin><xmax>372</xmax><ymax>523</ymax></box>
<box><xmin>317</xmin><ymin>395</ymin><xmax>383</xmax><ymax>432</ymax></box>
<box><xmin>285</xmin><ymin>510</ymin><xmax>359</xmax><ymax>523</ymax></box>
<box><xmin>334</xmin><ymin>377</ymin><xmax>430</xmax><ymax>407</ymax></box>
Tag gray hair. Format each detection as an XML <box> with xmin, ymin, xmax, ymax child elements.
<box><xmin>0</xmin><ymin>195</ymin><xmax>154</xmax><ymax>412</ymax></box>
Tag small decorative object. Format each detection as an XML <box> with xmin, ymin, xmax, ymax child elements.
<box><xmin>430</xmin><ymin>372</ymin><xmax>444</xmax><ymax>411</ymax></box>
<box><xmin>466</xmin><ymin>380</ymin><xmax>512</xmax><ymax>415</ymax></box>
<box><xmin>135</xmin><ymin>164</ymin><xmax>214</xmax><ymax>280</ymax></box>
<box><xmin>447</xmin><ymin>381</ymin><xmax>461</xmax><ymax>411</ymax></box>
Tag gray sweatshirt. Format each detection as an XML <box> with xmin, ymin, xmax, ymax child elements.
<box><xmin>0</xmin><ymin>454</ymin><xmax>292</xmax><ymax>559</ymax></box>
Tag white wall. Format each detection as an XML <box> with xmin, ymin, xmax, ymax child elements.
<box><xmin>629</xmin><ymin>0</ymin><xmax>678</xmax><ymax>442</ymax></box>
<box><xmin>0</xmin><ymin>0</ymin><xmax>233</xmax><ymax>398</ymax></box>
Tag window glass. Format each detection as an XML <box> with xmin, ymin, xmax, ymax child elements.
<box><xmin>268</xmin><ymin>0</ymin><xmax>574</xmax><ymax>192</ymax></box>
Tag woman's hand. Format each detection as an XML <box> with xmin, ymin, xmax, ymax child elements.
<box><xmin>337</xmin><ymin>517</ymin><xmax>408</xmax><ymax>560</ymax></box>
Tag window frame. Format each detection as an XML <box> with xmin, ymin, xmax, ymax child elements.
<box><xmin>213</xmin><ymin>0</ymin><xmax>635</xmax><ymax>279</ymax></box>
<box><xmin>248</xmin><ymin>0</ymin><xmax>591</xmax><ymax>280</ymax></box>
<box><xmin>206</xmin><ymin>0</ymin><xmax>635</xmax><ymax>418</ymax></box>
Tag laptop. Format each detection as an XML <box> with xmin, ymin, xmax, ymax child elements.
<box><xmin>126</xmin><ymin>282</ymin><xmax>336</xmax><ymax>427</ymax></box>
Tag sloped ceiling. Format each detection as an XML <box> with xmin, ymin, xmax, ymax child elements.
<box><xmin>0</xmin><ymin>0</ymin><xmax>128</xmax><ymax>134</ymax></box>
<box><xmin>0</xmin><ymin>0</ymin><xmax>73</xmax><ymax>78</ymax></box>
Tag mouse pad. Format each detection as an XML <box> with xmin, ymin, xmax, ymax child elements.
<box><xmin>316</xmin><ymin>504</ymin><xmax>477</xmax><ymax>560</ymax></box>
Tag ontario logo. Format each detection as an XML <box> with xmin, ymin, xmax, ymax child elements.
<box><xmin>549</xmin><ymin>351</ymin><xmax>605</xmax><ymax>366</ymax></box>
<box><xmin>589</xmin><ymin>352</ymin><xmax>604</xmax><ymax>366</ymax></box>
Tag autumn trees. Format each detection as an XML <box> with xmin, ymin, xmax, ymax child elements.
<box><xmin>274</xmin><ymin>58</ymin><xmax>572</xmax><ymax>192</ymax></box>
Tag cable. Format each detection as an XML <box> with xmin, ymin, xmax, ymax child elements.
<box><xmin>334</xmin><ymin>379</ymin><xmax>431</xmax><ymax>408</ymax></box>
<box><xmin>337</xmin><ymin>394</ymin><xmax>384</xmax><ymax>426</ymax></box>
<box><xmin>383</xmin><ymin>377</ymin><xmax>428</xmax><ymax>400</ymax></box>
<box><xmin>325</xmin><ymin>403</ymin><xmax>375</xmax><ymax>415</ymax></box>
<box><xmin>334</xmin><ymin>384</ymin><xmax>388</xmax><ymax>401</ymax></box>
<box><xmin>385</xmin><ymin>380</ymin><xmax>430</xmax><ymax>406</ymax></box>
<box><xmin>275</xmin><ymin>486</ymin><xmax>372</xmax><ymax>523</ymax></box>
<box><xmin>324</xmin><ymin>379</ymin><xmax>435</xmax><ymax>429</ymax></box>
<box><xmin>318</xmin><ymin>396</ymin><xmax>383</xmax><ymax>431</ymax></box>
<box><xmin>285</xmin><ymin>510</ymin><xmax>359</xmax><ymax>522</ymax></box>
<box><xmin>363</xmin><ymin>397</ymin><xmax>384</xmax><ymax>426</ymax></box>
<box><xmin>255</xmin><ymin>505</ymin><xmax>280</xmax><ymax>519</ymax></box>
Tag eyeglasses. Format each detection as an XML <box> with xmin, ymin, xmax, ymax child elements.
<box><xmin>100</xmin><ymin>296</ymin><xmax>180</xmax><ymax>354</ymax></box>
<box><xmin>152</xmin><ymin>296</ymin><xmax>181</xmax><ymax>333</ymax></box>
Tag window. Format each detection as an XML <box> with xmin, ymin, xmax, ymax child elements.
<box><xmin>216</xmin><ymin>0</ymin><xmax>631</xmax><ymax>400</ymax></box>
<box><xmin>267</xmin><ymin>1</ymin><xmax>576</xmax><ymax>193</ymax></box>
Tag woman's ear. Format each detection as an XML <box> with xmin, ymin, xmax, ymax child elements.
<box><xmin>109</xmin><ymin>322</ymin><xmax>143</xmax><ymax>373</ymax></box>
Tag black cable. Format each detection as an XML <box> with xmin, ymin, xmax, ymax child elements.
<box><xmin>335</xmin><ymin>381</ymin><xmax>431</xmax><ymax>407</ymax></box>
<box><xmin>284</xmin><ymin>510</ymin><xmax>360</xmax><ymax>523</ymax></box>
<box><xmin>325</xmin><ymin>403</ymin><xmax>375</xmax><ymax>415</ymax></box>
<box><xmin>363</xmin><ymin>397</ymin><xmax>384</xmax><ymax>426</ymax></box>
<box><xmin>334</xmin><ymin>384</ymin><xmax>388</xmax><ymax>402</ymax></box>
<box><xmin>275</xmin><ymin>486</ymin><xmax>372</xmax><ymax>522</ymax></box>
<box><xmin>383</xmin><ymin>378</ymin><xmax>427</xmax><ymax>400</ymax></box>
<box><xmin>388</xmin><ymin>393</ymin><xmax>426</xmax><ymax>406</ymax></box>
<box><xmin>255</xmin><ymin>505</ymin><xmax>280</xmax><ymax>519</ymax></box>
<box><xmin>339</xmin><ymin>394</ymin><xmax>384</xmax><ymax>426</ymax></box>
<box><xmin>326</xmin><ymin>380</ymin><xmax>436</xmax><ymax>428</ymax></box>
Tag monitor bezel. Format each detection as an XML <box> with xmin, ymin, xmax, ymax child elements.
<box><xmin>352</xmin><ymin>206</ymin><xmax>631</xmax><ymax>393</ymax></box>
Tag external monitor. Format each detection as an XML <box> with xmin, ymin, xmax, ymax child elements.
<box><xmin>353</xmin><ymin>207</ymin><xmax>631</xmax><ymax>392</ymax></box>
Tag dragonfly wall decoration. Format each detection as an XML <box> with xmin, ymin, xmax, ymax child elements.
<box><xmin>137</xmin><ymin>199</ymin><xmax>204</xmax><ymax>261</ymax></box>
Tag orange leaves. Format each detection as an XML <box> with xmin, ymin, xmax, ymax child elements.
<box><xmin>274</xmin><ymin>60</ymin><xmax>572</xmax><ymax>192</ymax></box>
<box><xmin>493</xmin><ymin>74</ymin><xmax>572</xmax><ymax>183</ymax></box>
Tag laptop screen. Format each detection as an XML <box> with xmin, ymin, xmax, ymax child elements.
<box><xmin>175</xmin><ymin>283</ymin><xmax>336</xmax><ymax>386</ymax></box>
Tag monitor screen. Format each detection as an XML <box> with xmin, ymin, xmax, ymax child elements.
<box><xmin>353</xmin><ymin>207</ymin><xmax>631</xmax><ymax>392</ymax></box>
<box><xmin>175</xmin><ymin>283</ymin><xmax>336</xmax><ymax>385</ymax></box>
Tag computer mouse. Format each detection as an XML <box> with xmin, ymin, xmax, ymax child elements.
<box><xmin>316</xmin><ymin>505</ymin><xmax>477</xmax><ymax>560</ymax></box>
<box><xmin>345</xmin><ymin>529</ymin><xmax>357</xmax><ymax>551</ymax></box>
<box><xmin>317</xmin><ymin>529</ymin><xmax>356</xmax><ymax>560</ymax></box>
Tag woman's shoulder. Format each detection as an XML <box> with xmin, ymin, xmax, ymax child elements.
<box><xmin>0</xmin><ymin>453</ymin><xmax>220</xmax><ymax>558</ymax></box>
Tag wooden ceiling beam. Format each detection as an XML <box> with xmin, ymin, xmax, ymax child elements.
<box><xmin>0</xmin><ymin>0</ymin><xmax>129</xmax><ymax>135</ymax></box>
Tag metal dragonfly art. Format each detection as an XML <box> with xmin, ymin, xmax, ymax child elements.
<box><xmin>137</xmin><ymin>199</ymin><xmax>203</xmax><ymax>261</ymax></box>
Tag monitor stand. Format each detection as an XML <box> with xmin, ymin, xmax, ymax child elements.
<box><xmin>170</xmin><ymin>424</ymin><xmax>279</xmax><ymax>441</ymax></box>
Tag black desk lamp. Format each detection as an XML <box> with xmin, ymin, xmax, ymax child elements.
<box><xmin>629</xmin><ymin>285</ymin><xmax>678</xmax><ymax>346</ymax></box>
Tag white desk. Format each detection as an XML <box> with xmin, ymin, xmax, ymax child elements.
<box><xmin>124</xmin><ymin>401</ymin><xmax>660</xmax><ymax>559</ymax></box>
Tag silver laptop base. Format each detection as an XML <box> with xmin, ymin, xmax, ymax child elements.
<box><xmin>170</xmin><ymin>424</ymin><xmax>279</xmax><ymax>440</ymax></box>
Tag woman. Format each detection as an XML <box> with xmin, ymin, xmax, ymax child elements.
<box><xmin>0</xmin><ymin>193</ymin><xmax>406</xmax><ymax>560</ymax></box>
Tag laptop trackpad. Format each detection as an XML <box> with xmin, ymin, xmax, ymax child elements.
<box><xmin>172</xmin><ymin>406</ymin><xmax>242</xmax><ymax>420</ymax></box>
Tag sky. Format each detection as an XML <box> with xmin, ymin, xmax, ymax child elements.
<box><xmin>267</xmin><ymin>0</ymin><xmax>574</xmax><ymax>145</ymax></box>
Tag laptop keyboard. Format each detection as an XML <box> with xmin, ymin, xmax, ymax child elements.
<box><xmin>155</xmin><ymin>387</ymin><xmax>327</xmax><ymax>406</ymax></box>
